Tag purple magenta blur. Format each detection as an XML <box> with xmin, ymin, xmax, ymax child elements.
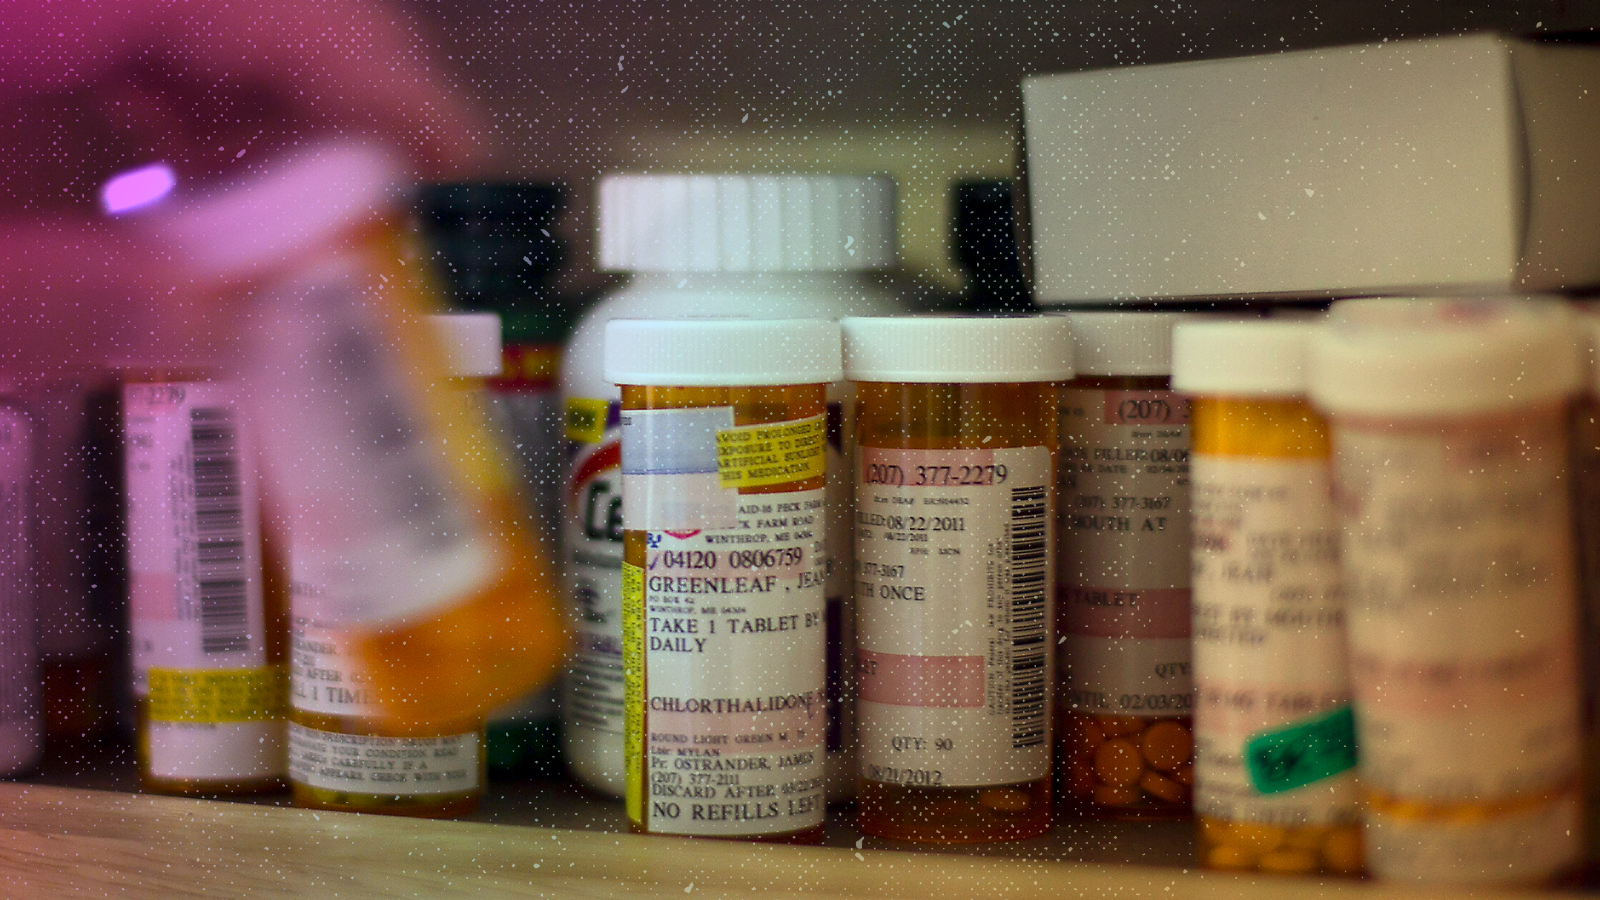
<box><xmin>101</xmin><ymin>164</ymin><xmax>176</xmax><ymax>214</ymax></box>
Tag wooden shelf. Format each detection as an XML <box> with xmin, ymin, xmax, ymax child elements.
<box><xmin>3</xmin><ymin>740</ymin><xmax>1586</xmax><ymax>899</ymax></box>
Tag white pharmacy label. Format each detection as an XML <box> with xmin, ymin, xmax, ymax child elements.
<box><xmin>856</xmin><ymin>446</ymin><xmax>1053</xmax><ymax>788</ymax></box>
<box><xmin>289</xmin><ymin>617</ymin><xmax>379</xmax><ymax>717</ymax></box>
<box><xmin>125</xmin><ymin>382</ymin><xmax>269</xmax><ymax>685</ymax></box>
<box><xmin>288</xmin><ymin>723</ymin><xmax>481</xmax><ymax>795</ymax></box>
<box><xmin>1336</xmin><ymin>411</ymin><xmax>1580</xmax><ymax>831</ymax></box>
<box><xmin>1190</xmin><ymin>455</ymin><xmax>1355</xmax><ymax>826</ymax></box>
<box><xmin>124</xmin><ymin>381</ymin><xmax>283</xmax><ymax>782</ymax></box>
<box><xmin>562</xmin><ymin>397</ymin><xmax>626</xmax><ymax>737</ymax></box>
<box><xmin>1058</xmin><ymin>388</ymin><xmax>1193</xmax><ymax>717</ymax></box>
<box><xmin>248</xmin><ymin>255</ymin><xmax>499</xmax><ymax>630</ymax></box>
<box><xmin>623</xmin><ymin>406</ymin><xmax>828</xmax><ymax>837</ymax></box>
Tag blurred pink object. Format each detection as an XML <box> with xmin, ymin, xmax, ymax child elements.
<box><xmin>100</xmin><ymin>164</ymin><xmax>176</xmax><ymax>214</ymax></box>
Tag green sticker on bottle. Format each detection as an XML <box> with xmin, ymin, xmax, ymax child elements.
<box><xmin>1244</xmin><ymin>706</ymin><xmax>1357</xmax><ymax>795</ymax></box>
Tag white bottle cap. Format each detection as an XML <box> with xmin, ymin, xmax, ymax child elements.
<box><xmin>841</xmin><ymin>315</ymin><xmax>1074</xmax><ymax>383</ymax></box>
<box><xmin>1172</xmin><ymin>320</ymin><xmax>1317</xmax><ymax>397</ymax></box>
<box><xmin>1309</xmin><ymin>297</ymin><xmax>1580</xmax><ymax>418</ymax></box>
<box><xmin>151</xmin><ymin>142</ymin><xmax>405</xmax><ymax>279</ymax></box>
<box><xmin>605</xmin><ymin>318</ymin><xmax>842</xmax><ymax>386</ymax></box>
<box><xmin>1059</xmin><ymin>312</ymin><xmax>1194</xmax><ymax>376</ymax></box>
<box><xmin>428</xmin><ymin>313</ymin><xmax>503</xmax><ymax>378</ymax></box>
<box><xmin>597</xmin><ymin>175</ymin><xmax>896</xmax><ymax>273</ymax></box>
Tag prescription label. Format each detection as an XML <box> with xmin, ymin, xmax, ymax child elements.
<box><xmin>564</xmin><ymin>398</ymin><xmax>627</xmax><ymax>738</ymax></box>
<box><xmin>1058</xmin><ymin>389</ymin><xmax>1192</xmax><ymax>717</ymax></box>
<box><xmin>855</xmin><ymin>446</ymin><xmax>1053</xmax><ymax>788</ymax></box>
<box><xmin>622</xmin><ymin>407</ymin><xmax>828</xmax><ymax>837</ymax></box>
<box><xmin>249</xmin><ymin>257</ymin><xmax>501</xmax><ymax>630</ymax></box>
<box><xmin>1190</xmin><ymin>455</ymin><xmax>1356</xmax><ymax>825</ymax></box>
<box><xmin>715</xmin><ymin>415</ymin><xmax>826</xmax><ymax>488</ymax></box>
<box><xmin>148</xmin><ymin>667</ymin><xmax>284</xmax><ymax>723</ymax></box>
<box><xmin>125</xmin><ymin>381</ymin><xmax>283</xmax><ymax>781</ymax></box>
<box><xmin>288</xmin><ymin>723</ymin><xmax>481</xmax><ymax>796</ymax></box>
<box><xmin>1336</xmin><ymin>411</ymin><xmax>1580</xmax><ymax>880</ymax></box>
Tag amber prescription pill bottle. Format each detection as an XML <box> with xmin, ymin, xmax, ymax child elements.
<box><xmin>123</xmin><ymin>367</ymin><xmax>287</xmax><ymax>796</ymax></box>
<box><xmin>1173</xmin><ymin>320</ymin><xmax>1361</xmax><ymax>876</ymax></box>
<box><xmin>145</xmin><ymin>144</ymin><xmax>567</xmax><ymax>736</ymax></box>
<box><xmin>286</xmin><ymin>316</ymin><xmax>497</xmax><ymax>818</ymax></box>
<box><xmin>844</xmin><ymin>315</ymin><xmax>1071</xmax><ymax>843</ymax></box>
<box><xmin>1056</xmin><ymin>312</ymin><xmax>1196</xmax><ymax>819</ymax></box>
<box><xmin>1309</xmin><ymin>297</ymin><xmax>1584</xmax><ymax>885</ymax></box>
<box><xmin>607</xmin><ymin>318</ymin><xmax>838</xmax><ymax>843</ymax></box>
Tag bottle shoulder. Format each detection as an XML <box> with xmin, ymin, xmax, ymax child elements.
<box><xmin>559</xmin><ymin>280</ymin><xmax>908</xmax><ymax>397</ymax></box>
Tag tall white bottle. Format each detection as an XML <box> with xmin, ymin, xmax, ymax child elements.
<box><xmin>560</xmin><ymin>175</ymin><xmax>907</xmax><ymax>800</ymax></box>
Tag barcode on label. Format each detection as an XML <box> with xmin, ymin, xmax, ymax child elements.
<box><xmin>1009</xmin><ymin>484</ymin><xmax>1047</xmax><ymax>749</ymax></box>
<box><xmin>190</xmin><ymin>407</ymin><xmax>250</xmax><ymax>654</ymax></box>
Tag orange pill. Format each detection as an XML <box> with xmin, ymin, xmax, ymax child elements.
<box><xmin>1093</xmin><ymin>784</ymin><xmax>1141</xmax><ymax>807</ymax></box>
<box><xmin>1284</xmin><ymin>825</ymin><xmax>1327</xmax><ymax>851</ymax></box>
<box><xmin>1066</xmin><ymin>715</ymin><xmax>1106</xmax><ymax>760</ymax></box>
<box><xmin>1321</xmin><ymin>826</ymin><xmax>1364</xmax><ymax>875</ymax></box>
<box><xmin>1138</xmin><ymin>770</ymin><xmax>1187</xmax><ymax>804</ymax></box>
<box><xmin>1140</xmin><ymin>720</ymin><xmax>1192</xmax><ymax>771</ymax></box>
<box><xmin>1172</xmin><ymin>763</ymin><xmax>1194</xmax><ymax>786</ymax></box>
<box><xmin>1097</xmin><ymin>715</ymin><xmax>1144</xmax><ymax>738</ymax></box>
<box><xmin>1093</xmin><ymin>738</ymin><xmax>1144</xmax><ymax>787</ymax></box>
<box><xmin>1205</xmin><ymin>843</ymin><xmax>1257</xmax><ymax>870</ymax></box>
<box><xmin>1258</xmin><ymin>848</ymin><xmax>1318</xmax><ymax>875</ymax></box>
<box><xmin>1229</xmin><ymin>822</ymin><xmax>1286</xmax><ymax>853</ymax></box>
<box><xmin>1198</xmin><ymin>816</ymin><xmax>1231</xmax><ymax>847</ymax></box>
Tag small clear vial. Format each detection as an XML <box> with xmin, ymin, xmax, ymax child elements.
<box><xmin>1309</xmin><ymin>297</ymin><xmax>1583</xmax><ymax>885</ymax></box>
<box><xmin>287</xmin><ymin>316</ymin><xmax>497</xmax><ymax>817</ymax></box>
<box><xmin>606</xmin><ymin>318</ymin><xmax>838</xmax><ymax>843</ymax></box>
<box><xmin>844</xmin><ymin>315</ymin><xmax>1072</xmax><ymax>843</ymax></box>
<box><xmin>122</xmin><ymin>367</ymin><xmax>287</xmax><ymax>795</ymax></box>
<box><xmin>1056</xmin><ymin>312</ymin><xmax>1196</xmax><ymax>819</ymax></box>
<box><xmin>1173</xmin><ymin>320</ymin><xmax>1362</xmax><ymax>876</ymax></box>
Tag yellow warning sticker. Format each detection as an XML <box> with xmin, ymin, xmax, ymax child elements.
<box><xmin>715</xmin><ymin>415</ymin><xmax>827</xmax><ymax>489</ymax></box>
<box><xmin>621</xmin><ymin>560</ymin><xmax>646</xmax><ymax>827</ymax></box>
<box><xmin>566</xmin><ymin>397</ymin><xmax>613</xmax><ymax>444</ymax></box>
<box><xmin>147</xmin><ymin>667</ymin><xmax>285</xmax><ymax>723</ymax></box>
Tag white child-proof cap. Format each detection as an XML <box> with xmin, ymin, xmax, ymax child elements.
<box><xmin>597</xmin><ymin>175</ymin><xmax>897</xmax><ymax>273</ymax></box>
<box><xmin>1308</xmin><ymin>297</ymin><xmax>1580</xmax><ymax>418</ymax></box>
<box><xmin>1172</xmin><ymin>320</ymin><xmax>1318</xmax><ymax>397</ymax></box>
<box><xmin>604</xmin><ymin>318</ymin><xmax>842</xmax><ymax>386</ymax></box>
<box><xmin>427</xmin><ymin>313</ymin><xmax>503</xmax><ymax>378</ymax></box>
<box><xmin>840</xmin><ymin>315</ymin><xmax>1074</xmax><ymax>383</ymax></box>
<box><xmin>152</xmin><ymin>142</ymin><xmax>406</xmax><ymax>279</ymax></box>
<box><xmin>1059</xmin><ymin>312</ymin><xmax>1195</xmax><ymax>376</ymax></box>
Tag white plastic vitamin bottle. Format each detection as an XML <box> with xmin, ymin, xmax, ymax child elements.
<box><xmin>123</xmin><ymin>368</ymin><xmax>286</xmax><ymax>794</ymax></box>
<box><xmin>561</xmin><ymin>175</ymin><xmax>905</xmax><ymax>799</ymax></box>
<box><xmin>844</xmin><ymin>315</ymin><xmax>1072</xmax><ymax>843</ymax></box>
<box><xmin>1173</xmin><ymin>320</ymin><xmax>1361</xmax><ymax>876</ymax></box>
<box><xmin>286</xmin><ymin>314</ymin><xmax>498</xmax><ymax>817</ymax></box>
<box><xmin>1056</xmin><ymin>312</ymin><xmax>1196</xmax><ymax>818</ymax></box>
<box><xmin>0</xmin><ymin>383</ymin><xmax>42</xmax><ymax>775</ymax></box>
<box><xmin>607</xmin><ymin>317</ymin><xmax>838</xmax><ymax>842</ymax></box>
<box><xmin>1309</xmin><ymin>297</ymin><xmax>1583</xmax><ymax>885</ymax></box>
<box><xmin>147</xmin><ymin>143</ymin><xmax>567</xmax><ymax>736</ymax></box>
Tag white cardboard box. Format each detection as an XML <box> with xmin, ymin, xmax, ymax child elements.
<box><xmin>1023</xmin><ymin>34</ymin><xmax>1600</xmax><ymax>303</ymax></box>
